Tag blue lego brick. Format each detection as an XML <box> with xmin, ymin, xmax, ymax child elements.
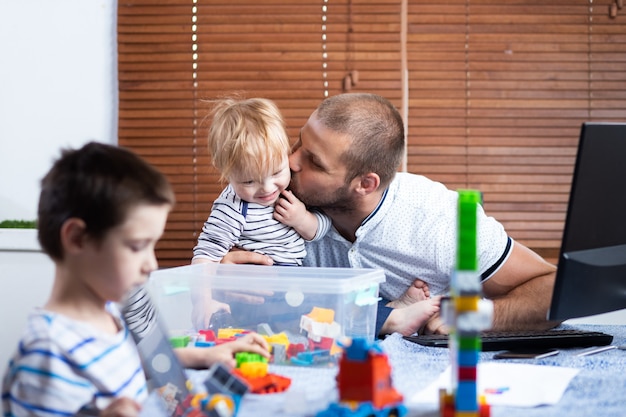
<box><xmin>345</xmin><ymin>338</ymin><xmax>370</xmax><ymax>361</ymax></box>
<box><xmin>455</xmin><ymin>380</ymin><xmax>479</xmax><ymax>411</ymax></box>
<box><xmin>344</xmin><ymin>338</ymin><xmax>383</xmax><ymax>361</ymax></box>
<box><xmin>290</xmin><ymin>349</ymin><xmax>332</xmax><ymax>366</ymax></box>
<box><xmin>316</xmin><ymin>401</ymin><xmax>407</xmax><ymax>417</ymax></box>
<box><xmin>457</xmin><ymin>348</ymin><xmax>479</xmax><ymax>367</ymax></box>
<box><xmin>194</xmin><ymin>340</ymin><xmax>216</xmax><ymax>348</ymax></box>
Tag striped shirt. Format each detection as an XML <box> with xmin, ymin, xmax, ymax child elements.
<box><xmin>120</xmin><ymin>286</ymin><xmax>157</xmax><ymax>341</ymax></box>
<box><xmin>2</xmin><ymin>305</ymin><xmax>148</xmax><ymax>417</ymax></box>
<box><xmin>193</xmin><ymin>184</ymin><xmax>330</xmax><ymax>265</ymax></box>
<box><xmin>303</xmin><ymin>172</ymin><xmax>512</xmax><ymax>301</ymax></box>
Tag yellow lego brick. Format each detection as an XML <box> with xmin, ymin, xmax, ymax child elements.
<box><xmin>217</xmin><ymin>328</ymin><xmax>246</xmax><ymax>339</ymax></box>
<box><xmin>455</xmin><ymin>296</ymin><xmax>479</xmax><ymax>312</ymax></box>
<box><xmin>264</xmin><ymin>332</ymin><xmax>289</xmax><ymax>347</ymax></box>
<box><xmin>305</xmin><ymin>306</ymin><xmax>335</xmax><ymax>324</ymax></box>
<box><xmin>239</xmin><ymin>361</ymin><xmax>269</xmax><ymax>378</ymax></box>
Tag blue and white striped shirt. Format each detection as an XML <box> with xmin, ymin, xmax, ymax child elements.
<box><xmin>193</xmin><ymin>184</ymin><xmax>330</xmax><ymax>265</ymax></box>
<box><xmin>2</xmin><ymin>305</ymin><xmax>148</xmax><ymax>417</ymax></box>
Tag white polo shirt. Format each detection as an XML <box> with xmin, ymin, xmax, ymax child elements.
<box><xmin>303</xmin><ymin>172</ymin><xmax>512</xmax><ymax>301</ymax></box>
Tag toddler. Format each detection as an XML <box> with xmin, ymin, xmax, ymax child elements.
<box><xmin>192</xmin><ymin>97</ymin><xmax>330</xmax><ymax>266</ymax></box>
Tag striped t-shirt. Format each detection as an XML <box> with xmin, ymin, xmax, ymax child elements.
<box><xmin>1</xmin><ymin>304</ymin><xmax>147</xmax><ymax>417</ymax></box>
<box><xmin>193</xmin><ymin>184</ymin><xmax>330</xmax><ymax>265</ymax></box>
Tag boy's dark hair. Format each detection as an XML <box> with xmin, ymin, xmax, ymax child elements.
<box><xmin>37</xmin><ymin>142</ymin><xmax>175</xmax><ymax>261</ymax></box>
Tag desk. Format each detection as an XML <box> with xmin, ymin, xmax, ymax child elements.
<box><xmin>225</xmin><ymin>324</ymin><xmax>626</xmax><ymax>417</ymax></box>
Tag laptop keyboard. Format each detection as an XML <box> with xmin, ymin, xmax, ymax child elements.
<box><xmin>403</xmin><ymin>329</ymin><xmax>614</xmax><ymax>351</ymax></box>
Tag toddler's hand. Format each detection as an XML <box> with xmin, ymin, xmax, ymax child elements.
<box><xmin>274</xmin><ymin>190</ymin><xmax>307</xmax><ymax>228</ymax></box>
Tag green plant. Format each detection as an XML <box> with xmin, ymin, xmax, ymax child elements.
<box><xmin>0</xmin><ymin>220</ymin><xmax>37</xmax><ymax>229</ymax></box>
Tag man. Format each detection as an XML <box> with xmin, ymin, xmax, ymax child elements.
<box><xmin>224</xmin><ymin>93</ymin><xmax>558</xmax><ymax>337</ymax></box>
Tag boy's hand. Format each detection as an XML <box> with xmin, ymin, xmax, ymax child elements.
<box><xmin>100</xmin><ymin>398</ymin><xmax>141</xmax><ymax>417</ymax></box>
<box><xmin>180</xmin><ymin>332</ymin><xmax>271</xmax><ymax>369</ymax></box>
<box><xmin>191</xmin><ymin>292</ymin><xmax>232</xmax><ymax>330</ymax></box>
<box><xmin>214</xmin><ymin>332</ymin><xmax>271</xmax><ymax>368</ymax></box>
<box><xmin>192</xmin><ymin>249</ymin><xmax>274</xmax><ymax>330</ymax></box>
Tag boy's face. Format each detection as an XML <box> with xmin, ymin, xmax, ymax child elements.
<box><xmin>81</xmin><ymin>204</ymin><xmax>170</xmax><ymax>303</ymax></box>
<box><xmin>229</xmin><ymin>156</ymin><xmax>291</xmax><ymax>206</ymax></box>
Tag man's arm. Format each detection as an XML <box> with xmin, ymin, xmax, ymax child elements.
<box><xmin>389</xmin><ymin>240</ymin><xmax>561</xmax><ymax>336</ymax></box>
<box><xmin>482</xmin><ymin>240</ymin><xmax>561</xmax><ymax>331</ymax></box>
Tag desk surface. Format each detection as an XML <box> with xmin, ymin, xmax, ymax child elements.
<box><xmin>226</xmin><ymin>323</ymin><xmax>626</xmax><ymax>417</ymax></box>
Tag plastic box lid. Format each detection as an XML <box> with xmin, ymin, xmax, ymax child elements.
<box><xmin>149</xmin><ymin>263</ymin><xmax>386</xmax><ymax>294</ymax></box>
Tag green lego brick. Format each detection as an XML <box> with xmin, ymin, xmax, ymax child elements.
<box><xmin>169</xmin><ymin>335</ymin><xmax>190</xmax><ymax>348</ymax></box>
<box><xmin>457</xmin><ymin>190</ymin><xmax>482</xmax><ymax>271</ymax></box>
<box><xmin>235</xmin><ymin>351</ymin><xmax>268</xmax><ymax>368</ymax></box>
<box><xmin>458</xmin><ymin>336</ymin><xmax>482</xmax><ymax>351</ymax></box>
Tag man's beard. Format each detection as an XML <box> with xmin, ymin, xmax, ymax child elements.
<box><xmin>291</xmin><ymin>179</ymin><xmax>355</xmax><ymax>213</ymax></box>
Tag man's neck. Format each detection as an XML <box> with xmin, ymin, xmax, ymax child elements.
<box><xmin>325</xmin><ymin>190</ymin><xmax>385</xmax><ymax>243</ymax></box>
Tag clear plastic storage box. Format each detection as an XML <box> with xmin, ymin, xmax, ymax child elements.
<box><xmin>147</xmin><ymin>263</ymin><xmax>385</xmax><ymax>367</ymax></box>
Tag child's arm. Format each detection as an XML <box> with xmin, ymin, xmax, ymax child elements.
<box><xmin>274</xmin><ymin>190</ymin><xmax>321</xmax><ymax>240</ymax></box>
<box><xmin>192</xmin><ymin>257</ymin><xmax>218</xmax><ymax>264</ymax></box>
<box><xmin>219</xmin><ymin>247</ymin><xmax>274</xmax><ymax>265</ymax></box>
<box><xmin>174</xmin><ymin>332</ymin><xmax>270</xmax><ymax>369</ymax></box>
<box><xmin>190</xmin><ymin>288</ymin><xmax>231</xmax><ymax>330</ymax></box>
<box><xmin>192</xmin><ymin>186</ymin><xmax>246</xmax><ymax>263</ymax></box>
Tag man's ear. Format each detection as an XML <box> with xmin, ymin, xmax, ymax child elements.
<box><xmin>355</xmin><ymin>172</ymin><xmax>380</xmax><ymax>196</ymax></box>
<box><xmin>60</xmin><ymin>218</ymin><xmax>88</xmax><ymax>255</ymax></box>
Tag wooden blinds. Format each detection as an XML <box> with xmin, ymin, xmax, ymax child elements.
<box><xmin>119</xmin><ymin>0</ymin><xmax>626</xmax><ymax>267</ymax></box>
<box><xmin>118</xmin><ymin>1</ymin><xmax>198</xmax><ymax>266</ymax></box>
<box><xmin>406</xmin><ymin>0</ymin><xmax>626</xmax><ymax>262</ymax></box>
<box><xmin>117</xmin><ymin>0</ymin><xmax>336</xmax><ymax>266</ymax></box>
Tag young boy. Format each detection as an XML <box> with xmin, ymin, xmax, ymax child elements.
<box><xmin>1</xmin><ymin>142</ymin><xmax>269</xmax><ymax>417</ymax></box>
<box><xmin>192</xmin><ymin>97</ymin><xmax>330</xmax><ymax>266</ymax></box>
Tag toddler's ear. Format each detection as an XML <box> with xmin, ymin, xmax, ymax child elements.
<box><xmin>60</xmin><ymin>217</ymin><xmax>88</xmax><ymax>254</ymax></box>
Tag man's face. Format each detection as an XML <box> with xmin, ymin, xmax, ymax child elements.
<box><xmin>288</xmin><ymin>112</ymin><xmax>356</xmax><ymax>211</ymax></box>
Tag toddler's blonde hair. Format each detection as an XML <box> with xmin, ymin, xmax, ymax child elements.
<box><xmin>207</xmin><ymin>97</ymin><xmax>290</xmax><ymax>183</ymax></box>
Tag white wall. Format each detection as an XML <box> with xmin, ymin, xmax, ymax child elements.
<box><xmin>0</xmin><ymin>231</ymin><xmax>54</xmax><ymax>379</ymax></box>
<box><xmin>0</xmin><ymin>0</ymin><xmax>117</xmax><ymax>376</ymax></box>
<box><xmin>0</xmin><ymin>0</ymin><xmax>117</xmax><ymax>222</ymax></box>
